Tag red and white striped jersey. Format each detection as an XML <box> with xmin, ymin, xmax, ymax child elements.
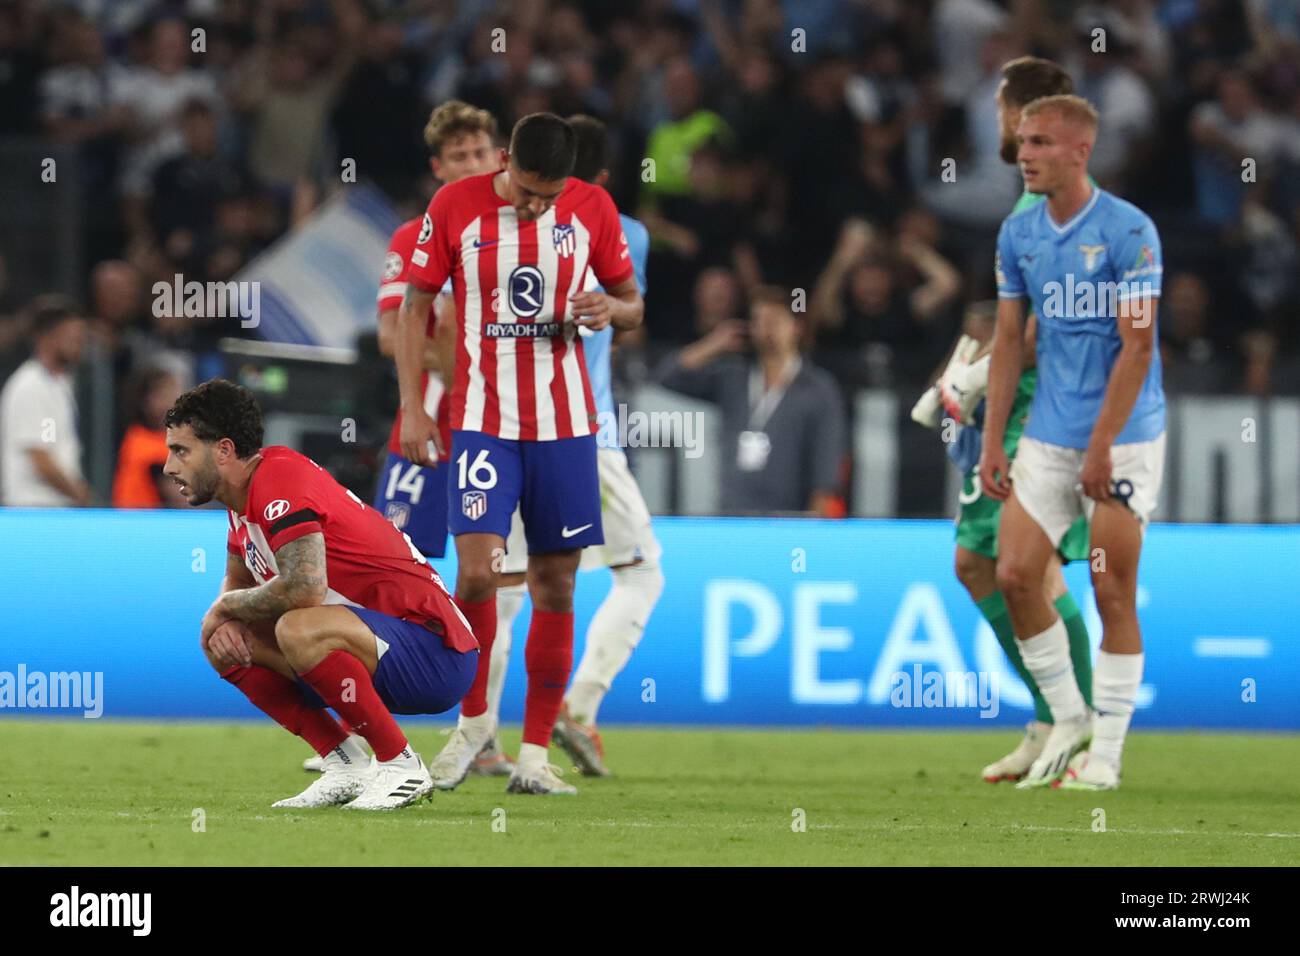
<box><xmin>377</xmin><ymin>217</ymin><xmax>452</xmax><ymax>461</ymax></box>
<box><xmin>406</xmin><ymin>172</ymin><xmax>635</xmax><ymax>441</ymax></box>
<box><xmin>224</xmin><ymin>446</ymin><xmax>476</xmax><ymax>652</ymax></box>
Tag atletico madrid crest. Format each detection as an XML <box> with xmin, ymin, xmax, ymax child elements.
<box><xmin>552</xmin><ymin>223</ymin><xmax>576</xmax><ymax>258</ymax></box>
<box><xmin>462</xmin><ymin>490</ymin><xmax>487</xmax><ymax>520</ymax></box>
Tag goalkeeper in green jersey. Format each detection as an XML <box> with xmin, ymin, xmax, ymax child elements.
<box><xmin>911</xmin><ymin>57</ymin><xmax>1093</xmax><ymax>782</ymax></box>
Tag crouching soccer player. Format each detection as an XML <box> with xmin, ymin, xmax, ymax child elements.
<box><xmin>164</xmin><ymin>379</ymin><xmax>479</xmax><ymax>810</ymax></box>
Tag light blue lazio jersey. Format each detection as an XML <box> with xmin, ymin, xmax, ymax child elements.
<box><xmin>584</xmin><ymin>213</ymin><xmax>648</xmax><ymax>421</ymax></box>
<box><xmin>995</xmin><ymin>186</ymin><xmax>1165</xmax><ymax>449</ymax></box>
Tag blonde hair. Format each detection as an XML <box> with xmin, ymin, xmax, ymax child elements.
<box><xmin>424</xmin><ymin>100</ymin><xmax>498</xmax><ymax>157</ymax></box>
<box><xmin>1021</xmin><ymin>94</ymin><xmax>1099</xmax><ymax>133</ymax></box>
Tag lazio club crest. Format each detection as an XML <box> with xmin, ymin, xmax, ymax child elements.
<box><xmin>1079</xmin><ymin>244</ymin><xmax>1106</xmax><ymax>273</ymax></box>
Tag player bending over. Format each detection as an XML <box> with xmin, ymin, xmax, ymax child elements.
<box><xmin>481</xmin><ymin>114</ymin><xmax>663</xmax><ymax>778</ymax></box>
<box><xmin>395</xmin><ymin>113</ymin><xmax>644</xmax><ymax>794</ymax></box>
<box><xmin>911</xmin><ymin>56</ymin><xmax>1095</xmax><ymax>783</ymax></box>
<box><xmin>980</xmin><ymin>94</ymin><xmax>1164</xmax><ymax>791</ymax></box>
<box><xmin>165</xmin><ymin>379</ymin><xmax>478</xmax><ymax>810</ymax></box>
<box><xmin>302</xmin><ymin>101</ymin><xmax>505</xmax><ymax>777</ymax></box>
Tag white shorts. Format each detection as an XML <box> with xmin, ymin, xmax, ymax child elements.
<box><xmin>499</xmin><ymin>448</ymin><xmax>661</xmax><ymax>575</ymax></box>
<box><xmin>1010</xmin><ymin>433</ymin><xmax>1165</xmax><ymax>548</ymax></box>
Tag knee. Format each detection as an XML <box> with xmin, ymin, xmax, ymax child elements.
<box><xmin>954</xmin><ymin>550</ymin><xmax>991</xmax><ymax>596</ymax></box>
<box><xmin>457</xmin><ymin>565</ymin><xmax>498</xmax><ymax>603</ymax></box>
<box><xmin>612</xmin><ymin>559</ymin><xmax>664</xmax><ymax>605</ymax></box>
<box><xmin>995</xmin><ymin>557</ymin><xmax>1037</xmax><ymax>600</ymax></box>
<box><xmin>274</xmin><ymin>610</ymin><xmax>313</xmax><ymax>659</ymax></box>
<box><xmin>1092</xmin><ymin>573</ymin><xmax>1134</xmax><ymax>619</ymax></box>
<box><xmin>528</xmin><ymin>564</ymin><xmax>576</xmax><ymax>611</ymax></box>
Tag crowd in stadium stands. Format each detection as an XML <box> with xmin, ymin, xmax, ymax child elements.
<box><xmin>0</xmin><ymin>0</ymin><xmax>1298</xmax><ymax>509</ymax></box>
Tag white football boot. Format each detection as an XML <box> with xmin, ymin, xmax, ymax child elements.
<box><xmin>506</xmin><ymin>761</ymin><xmax>577</xmax><ymax>795</ymax></box>
<box><xmin>1016</xmin><ymin>713</ymin><xmax>1093</xmax><ymax>789</ymax></box>
<box><xmin>344</xmin><ymin>755</ymin><xmax>433</xmax><ymax>811</ymax></box>
<box><xmin>302</xmin><ymin>734</ymin><xmax>368</xmax><ymax>773</ymax></box>
<box><xmin>428</xmin><ymin>725</ymin><xmax>491</xmax><ymax>790</ymax></box>
<box><xmin>1055</xmin><ymin>751</ymin><xmax>1120</xmax><ymax>791</ymax></box>
<box><xmin>273</xmin><ymin>752</ymin><xmax>374</xmax><ymax>808</ymax></box>
<box><xmin>982</xmin><ymin>721</ymin><xmax>1050</xmax><ymax>782</ymax></box>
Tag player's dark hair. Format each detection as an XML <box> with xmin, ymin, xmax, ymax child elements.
<box><xmin>27</xmin><ymin>294</ymin><xmax>83</xmax><ymax>337</ymax></box>
<box><xmin>164</xmin><ymin>378</ymin><xmax>264</xmax><ymax>459</ymax></box>
<box><xmin>567</xmin><ymin>114</ymin><xmax>609</xmax><ymax>183</ymax></box>
<box><xmin>999</xmin><ymin>56</ymin><xmax>1073</xmax><ymax>108</ymax></box>
<box><xmin>509</xmin><ymin>112</ymin><xmax>576</xmax><ymax>182</ymax></box>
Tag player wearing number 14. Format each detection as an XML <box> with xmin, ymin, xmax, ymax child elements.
<box><xmin>395</xmin><ymin>113</ymin><xmax>644</xmax><ymax>795</ymax></box>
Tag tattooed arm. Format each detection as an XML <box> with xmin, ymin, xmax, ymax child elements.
<box><xmin>209</xmin><ymin>533</ymin><xmax>329</xmax><ymax>634</ymax></box>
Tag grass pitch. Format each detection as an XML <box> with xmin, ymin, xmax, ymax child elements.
<box><xmin>1</xmin><ymin>720</ymin><xmax>1296</xmax><ymax>866</ymax></box>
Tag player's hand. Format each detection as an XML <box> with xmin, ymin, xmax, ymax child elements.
<box><xmin>199</xmin><ymin>599</ymin><xmax>233</xmax><ymax>653</ymax></box>
<box><xmin>570</xmin><ymin>290</ymin><xmax>612</xmax><ymax>331</ymax></box>
<box><xmin>207</xmin><ymin>620</ymin><xmax>254</xmax><ymax>670</ymax></box>
<box><xmin>978</xmin><ymin>444</ymin><xmax>1012</xmax><ymax>501</ymax></box>
<box><xmin>1081</xmin><ymin>442</ymin><xmax>1113</xmax><ymax>501</ymax></box>
<box><xmin>399</xmin><ymin>407</ymin><xmax>441</xmax><ymax>466</ymax></box>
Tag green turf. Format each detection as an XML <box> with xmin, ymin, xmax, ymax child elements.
<box><xmin>1</xmin><ymin>720</ymin><xmax>1296</xmax><ymax>866</ymax></box>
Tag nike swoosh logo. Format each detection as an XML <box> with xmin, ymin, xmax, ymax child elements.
<box><xmin>473</xmin><ymin>239</ymin><xmax>499</xmax><ymax>248</ymax></box>
<box><xmin>561</xmin><ymin>524</ymin><xmax>593</xmax><ymax>538</ymax></box>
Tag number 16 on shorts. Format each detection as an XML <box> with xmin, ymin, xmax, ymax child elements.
<box><xmin>446</xmin><ymin>429</ymin><xmax>603</xmax><ymax>551</ymax></box>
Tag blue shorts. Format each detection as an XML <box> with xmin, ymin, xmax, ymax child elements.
<box><xmin>373</xmin><ymin>451</ymin><xmax>449</xmax><ymax>559</ymax></box>
<box><xmin>348</xmin><ymin>606</ymin><xmax>477</xmax><ymax>716</ymax></box>
<box><xmin>447</xmin><ymin>430</ymin><xmax>603</xmax><ymax>553</ymax></box>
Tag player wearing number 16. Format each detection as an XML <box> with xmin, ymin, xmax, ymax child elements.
<box><xmin>395</xmin><ymin>113</ymin><xmax>644</xmax><ymax>795</ymax></box>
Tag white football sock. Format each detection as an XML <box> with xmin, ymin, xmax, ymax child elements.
<box><xmin>457</xmin><ymin>711</ymin><xmax>493</xmax><ymax>744</ymax></box>
<box><xmin>517</xmin><ymin>742</ymin><xmax>548</xmax><ymax>771</ymax></box>
<box><xmin>1089</xmin><ymin>650</ymin><xmax>1144</xmax><ymax>770</ymax></box>
<box><xmin>381</xmin><ymin>742</ymin><xmax>421</xmax><ymax>770</ymax></box>
<box><xmin>485</xmin><ymin>583</ymin><xmax>526</xmax><ymax>729</ymax></box>
<box><xmin>566</xmin><ymin>559</ymin><xmax>664</xmax><ymax>725</ymax></box>
<box><xmin>330</xmin><ymin>734</ymin><xmax>369</xmax><ymax>767</ymax></box>
<box><xmin>1016</xmin><ymin>617</ymin><xmax>1088</xmax><ymax>723</ymax></box>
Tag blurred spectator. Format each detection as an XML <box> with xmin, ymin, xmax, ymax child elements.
<box><xmin>40</xmin><ymin>9</ymin><xmax>132</xmax><ymax>265</ymax></box>
<box><xmin>0</xmin><ymin>296</ymin><xmax>90</xmax><ymax>507</ymax></box>
<box><xmin>112</xmin><ymin>366</ymin><xmax>184</xmax><ymax>508</ymax></box>
<box><xmin>810</xmin><ymin>217</ymin><xmax>961</xmax><ymax>385</ymax></box>
<box><xmin>641</xmin><ymin>55</ymin><xmax>732</xmax><ymax>199</ymax></box>
<box><xmin>1189</xmin><ymin>70</ymin><xmax>1293</xmax><ymax>226</ymax></box>
<box><xmin>229</xmin><ymin>14</ymin><xmax>361</xmax><ymax>207</ymax></box>
<box><xmin>1159</xmin><ymin>271</ymin><xmax>1233</xmax><ymax>392</ymax></box>
<box><xmin>1066</xmin><ymin>8</ymin><xmax>1158</xmax><ymax>190</ymax></box>
<box><xmin>329</xmin><ymin>7</ymin><xmax>429</xmax><ymax>203</ymax></box>
<box><xmin>1240</xmin><ymin>328</ymin><xmax>1280</xmax><ymax>396</ymax></box>
<box><xmin>656</xmin><ymin>286</ymin><xmax>846</xmax><ymax>516</ymax></box>
<box><xmin>691</xmin><ymin>267</ymin><xmax>744</xmax><ymax>338</ymax></box>
<box><xmin>0</xmin><ymin>1</ymin><xmax>42</xmax><ymax>135</ymax></box>
<box><xmin>150</xmin><ymin>98</ymin><xmax>248</xmax><ymax>270</ymax></box>
<box><xmin>642</xmin><ymin>139</ymin><xmax>760</xmax><ymax>337</ymax></box>
<box><xmin>113</xmin><ymin>16</ymin><xmax>221</xmax><ymax>236</ymax></box>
